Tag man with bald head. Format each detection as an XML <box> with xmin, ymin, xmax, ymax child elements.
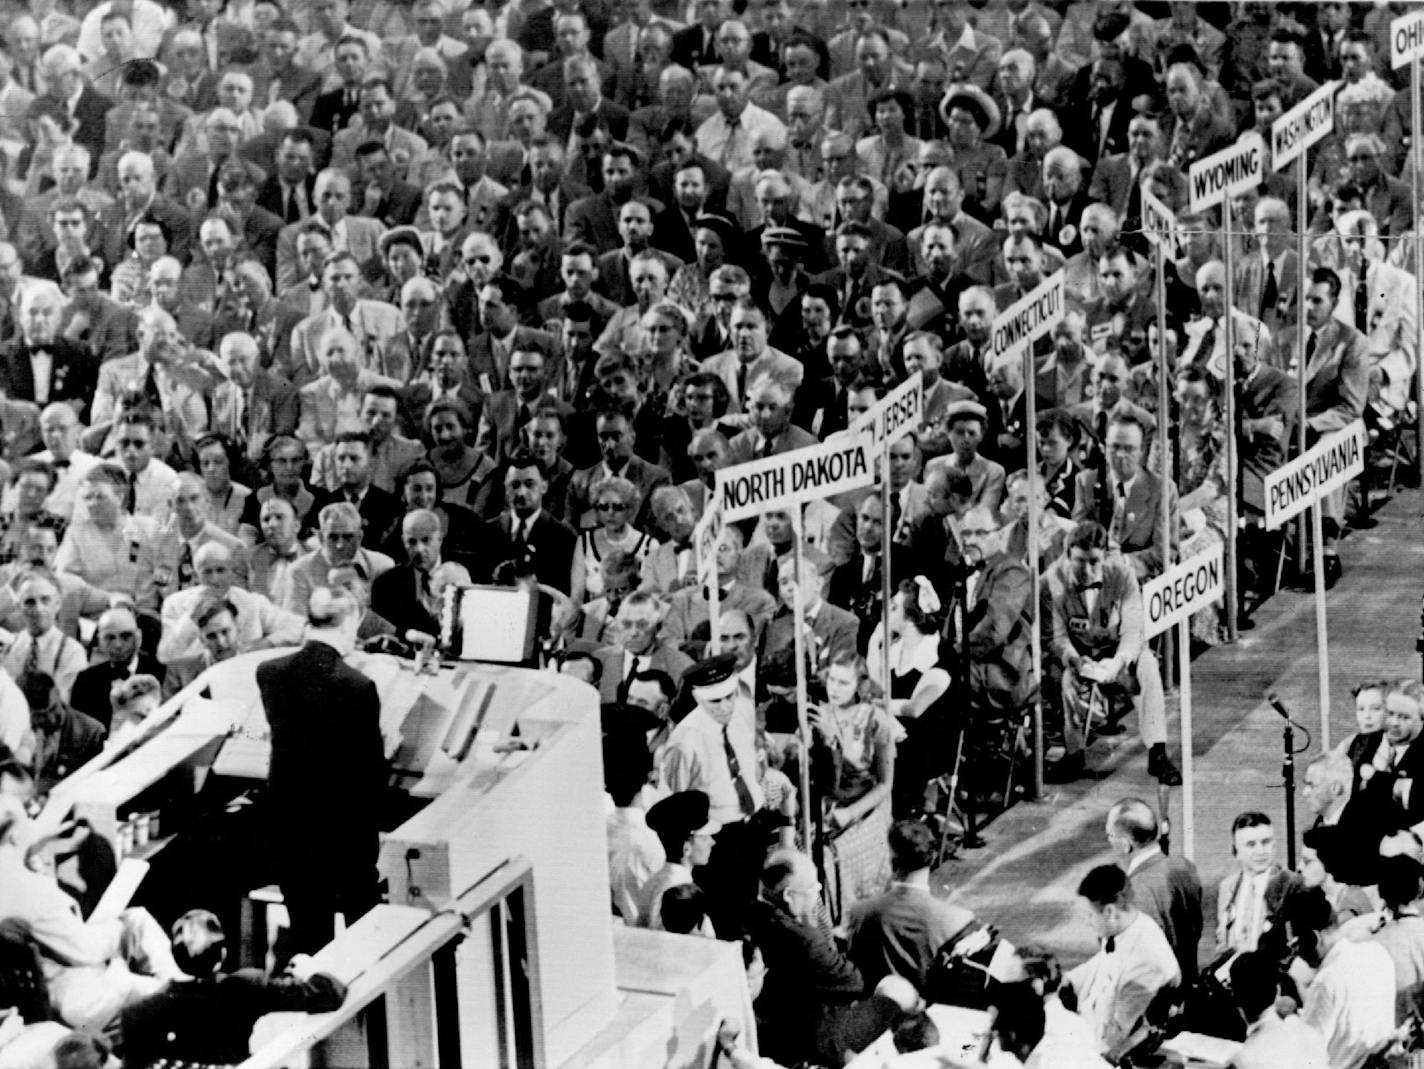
<box><xmin>164</xmin><ymin>107</ymin><xmax>264</xmax><ymax>212</ymax></box>
<box><xmin>103</xmin><ymin>149</ymin><xmax>195</xmax><ymax>268</ymax></box>
<box><xmin>156</xmin><ymin>541</ymin><xmax>303</xmax><ymax>670</ymax></box>
<box><xmin>69</xmin><ymin>605</ymin><xmax>165</xmax><ymax>728</ymax></box>
<box><xmin>1</xmin><ymin>573</ymin><xmax>87</xmax><ymax>701</ymax></box>
<box><xmin>904</xmin><ymin>166</ymin><xmax>997</xmax><ymax>283</ymax></box>
<box><xmin>93</xmin><ymin>304</ymin><xmax>214</xmax><ymax>439</ymax></box>
<box><xmin>1181</xmin><ymin>260</ymin><xmax>1269</xmax><ymax>378</ymax></box>
<box><xmin>727</xmin><ymin>375</ymin><xmax>817</xmax><ymax>463</ymax></box>
<box><xmin>1105</xmin><ymin>797</ymin><xmax>1204</xmax><ymax>983</ymax></box>
<box><xmin>371</xmin><ymin>507</ymin><xmax>470</xmax><ymax>636</ymax></box>
<box><xmin>158</xmin><ymin>472</ymin><xmax>247</xmax><ymax>591</ymax></box>
<box><xmin>0</xmin><ymin>280</ymin><xmax>97</xmax><ymax>419</ymax></box>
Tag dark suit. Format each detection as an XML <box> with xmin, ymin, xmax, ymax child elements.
<box><xmin>566</xmin><ymin>455</ymin><xmax>672</xmax><ymax>530</ymax></box>
<box><xmin>486</xmin><ymin>509</ymin><xmax>578</xmax><ymax>593</ymax></box>
<box><xmin>361</xmin><ymin>181</ymin><xmax>423</xmax><ymax>229</ymax></box>
<box><xmin>1129</xmin><ymin>850</ymin><xmax>1204</xmax><ymax>984</ymax></box>
<box><xmin>547</xmin><ymin>100</ymin><xmax>630</xmax><ymax>147</ymax></box>
<box><xmin>942</xmin><ymin>340</ymin><xmax>992</xmax><ymax>401</ymax></box>
<box><xmin>792</xmin><ymin>376</ymin><xmax>854</xmax><ymax>439</ymax></box>
<box><xmin>475</xmin><ymin>390</ymin><xmax>571</xmax><ymax>464</ymax></box>
<box><xmin>371</xmin><ymin>563</ymin><xmax>445</xmax><ymax>636</ymax></box>
<box><xmin>238</xmin><ymin>205</ymin><xmax>283</xmax><ymax>279</ymax></box>
<box><xmin>306</xmin><ymin>485</ymin><xmax>403</xmax><ymax>551</ymax></box>
<box><xmin>69</xmin><ymin>87</ymin><xmax>114</xmax><ymax>171</ymax></box>
<box><xmin>256</xmin><ymin>173</ymin><xmax>318</xmax><ymax>224</ymax></box>
<box><xmin>594</xmin><ymin>247</ymin><xmax>683</xmax><ymax>307</ymax></box>
<box><xmin>648</xmin><ymin>153</ymin><xmax>731</xmax><ymax>211</ymax></box>
<box><xmin>827</xmin><ymin>550</ymin><xmax>910</xmax><ymax>653</ymax></box>
<box><xmin>1041</xmin><ymin>190</ymin><xmax>1093</xmax><ymax>259</ymax></box>
<box><xmin>69</xmin><ymin>653</ymin><xmax>166</xmax><ymax>729</ymax></box>
<box><xmin>1238</xmin><ymin>364</ymin><xmax>1298</xmax><ymax>506</ymax></box>
<box><xmin>811</xmin><ymin>264</ymin><xmax>906</xmax><ymax>331</ymax></box>
<box><xmin>257</xmin><ymin>640</ymin><xmax>386</xmax><ymax>954</ymax></box>
<box><xmin>764</xmin><ymin>602</ymin><xmax>858</xmax><ymax>665</ymax></box>
<box><xmin>466</xmin><ymin>326</ymin><xmax>557</xmax><ymax>394</ymax></box>
<box><xmin>309</xmin><ymin>87</ymin><xmax>361</xmax><ymax>135</ymax></box>
<box><xmin>671</xmin><ymin>24</ymin><xmax>721</xmax><ymax>70</ymax></box>
<box><xmin>0</xmin><ymin>338</ymin><xmax>97</xmax><ymax>421</ymax></box>
<box><xmin>748</xmin><ymin>898</ymin><xmax>865</xmax><ymax>1068</ymax></box>
<box><xmin>956</xmin><ymin>552</ymin><xmax>1034</xmax><ymax>712</ymax></box>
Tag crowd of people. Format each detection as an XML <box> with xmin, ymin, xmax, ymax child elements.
<box><xmin>0</xmin><ymin>0</ymin><xmax>1413</xmax><ymax>1063</ymax></box>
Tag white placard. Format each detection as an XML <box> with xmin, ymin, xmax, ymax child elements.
<box><xmin>1188</xmin><ymin>134</ymin><xmax>1264</xmax><ymax>212</ymax></box>
<box><xmin>990</xmin><ymin>270</ymin><xmax>1065</xmax><ymax>362</ymax></box>
<box><xmin>1393</xmin><ymin>9</ymin><xmax>1424</xmax><ymax>69</ymax></box>
<box><xmin>1141</xmin><ymin>545</ymin><xmax>1225</xmax><ymax>640</ymax></box>
<box><xmin>1263</xmin><ymin>420</ymin><xmax>1368</xmax><ymax>529</ymax></box>
<box><xmin>693</xmin><ymin>501</ymin><xmax>722</xmax><ymax>584</ymax></box>
<box><xmin>1141</xmin><ymin>187</ymin><xmax>1176</xmax><ymax>248</ymax></box>
<box><xmin>1271</xmin><ymin>81</ymin><xmax>1335</xmax><ymax>169</ymax></box>
<box><xmin>853</xmin><ymin>370</ymin><xmax>924</xmax><ymax>449</ymax></box>
<box><xmin>714</xmin><ymin>433</ymin><xmax>875</xmax><ymax>523</ymax></box>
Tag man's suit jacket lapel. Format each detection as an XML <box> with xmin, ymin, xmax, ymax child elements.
<box><xmin>1304</xmin><ymin>320</ymin><xmax>1340</xmax><ymax>383</ymax></box>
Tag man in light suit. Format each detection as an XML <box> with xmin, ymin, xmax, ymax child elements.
<box><xmin>1071</xmin><ymin>413</ymin><xmax>1177</xmax><ymax>582</ymax></box>
<box><xmin>700</xmin><ymin>299</ymin><xmax>804</xmax><ymax>414</ymax></box>
<box><xmin>1086</xmin><ymin>111</ymin><xmax>1165</xmax><ymax>223</ymax></box>
<box><xmin>1234</xmin><ymin>198</ymin><xmax>1300</xmax><ymax>337</ymax></box>
<box><xmin>1106</xmin><ymin>798</ymin><xmax>1203</xmax><ymax>984</ymax></box>
<box><xmin>1273</xmin><ymin>267</ymin><xmax>1369</xmax><ymax>587</ymax></box>
<box><xmin>593</xmin><ymin>591</ymin><xmax>692</xmax><ymax>704</ymax></box>
<box><xmin>329</xmin><ymin>76</ymin><xmax>429</xmax><ymax>181</ymax></box>
<box><xmin>1334</xmin><ymin>208</ymin><xmax>1418</xmax><ymax>415</ymax></box>
<box><xmin>285</xmin><ymin>252</ymin><xmax>406</xmax><ymax>387</ymax></box>
<box><xmin>468</xmin><ymin>276</ymin><xmax>557</xmax><ymax>394</ymax></box>
<box><xmin>923</xmin><ymin>7</ymin><xmax>1002</xmax><ymax>91</ymax></box>
<box><xmin>1181</xmin><ymin>261</ymin><xmax>1270</xmax><ymax>379</ymax></box>
<box><xmin>92</xmin><ymin>306</ymin><xmax>214</xmax><ymax>445</ymax></box>
<box><xmin>275</xmin><ymin>170</ymin><xmax>386</xmax><ymax>293</ymax></box>
<box><xmin>725</xmin><ymin>377</ymin><xmax>818</xmax><ymax>465</ymax></box>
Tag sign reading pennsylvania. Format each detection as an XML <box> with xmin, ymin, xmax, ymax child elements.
<box><xmin>1188</xmin><ymin>134</ymin><xmax>1264</xmax><ymax>212</ymax></box>
<box><xmin>1271</xmin><ymin>81</ymin><xmax>1335</xmax><ymax>170</ymax></box>
<box><xmin>990</xmin><ymin>271</ymin><xmax>1065</xmax><ymax>362</ymax></box>
<box><xmin>1142</xmin><ymin>546</ymin><xmax>1225</xmax><ymax>640</ymax></box>
<box><xmin>853</xmin><ymin>371</ymin><xmax>923</xmax><ymax>450</ymax></box>
<box><xmin>715</xmin><ymin>434</ymin><xmax>875</xmax><ymax>523</ymax></box>
<box><xmin>1263</xmin><ymin>420</ymin><xmax>1368</xmax><ymax>529</ymax></box>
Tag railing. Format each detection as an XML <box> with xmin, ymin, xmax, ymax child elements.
<box><xmin>239</xmin><ymin>857</ymin><xmax>542</xmax><ymax>1069</ymax></box>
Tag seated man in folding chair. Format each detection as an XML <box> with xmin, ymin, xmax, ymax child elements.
<box><xmin>1043</xmin><ymin>520</ymin><xmax>1180</xmax><ymax>787</ymax></box>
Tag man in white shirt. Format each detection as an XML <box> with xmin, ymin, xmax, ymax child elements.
<box><xmin>1299</xmin><ymin>892</ymin><xmax>1397</xmax><ymax>1069</ymax></box>
<box><xmin>76</xmin><ymin>0</ymin><xmax>172</xmax><ymax>62</ymax></box>
<box><xmin>110</xmin><ymin>411</ymin><xmax>179</xmax><ymax>521</ymax></box>
<box><xmin>695</xmin><ymin>66</ymin><xmax>786</xmax><ymax>172</ymax></box>
<box><xmin>1230</xmin><ymin>950</ymin><xmax>1331</xmax><ymax>1069</ymax></box>
<box><xmin>1065</xmin><ymin>865</ymin><xmax>1179</xmax><ymax>1057</ymax></box>
<box><xmin>604</xmin><ymin>730</ymin><xmax>664</xmax><ymax>927</ymax></box>
<box><xmin>36</xmin><ymin>403</ymin><xmax>99</xmax><ymax>521</ymax></box>
<box><xmin>1</xmin><ymin>575</ymin><xmax>85</xmax><ymax>701</ymax></box>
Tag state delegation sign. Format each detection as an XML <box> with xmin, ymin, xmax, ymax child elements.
<box><xmin>715</xmin><ymin>433</ymin><xmax>876</xmax><ymax>523</ymax></box>
<box><xmin>1188</xmin><ymin>134</ymin><xmax>1264</xmax><ymax>212</ymax></box>
<box><xmin>1263</xmin><ymin>420</ymin><xmax>1368</xmax><ymax>529</ymax></box>
<box><xmin>1141</xmin><ymin>545</ymin><xmax>1226</xmax><ymax>640</ymax></box>
<box><xmin>694</xmin><ymin>502</ymin><xmax>722</xmax><ymax>583</ymax></box>
<box><xmin>1141</xmin><ymin>187</ymin><xmax>1176</xmax><ymax>248</ymax></box>
<box><xmin>1393</xmin><ymin>8</ymin><xmax>1424</xmax><ymax>68</ymax></box>
<box><xmin>1271</xmin><ymin>81</ymin><xmax>1335</xmax><ymax>170</ymax></box>
<box><xmin>853</xmin><ymin>371</ymin><xmax>923</xmax><ymax>450</ymax></box>
<box><xmin>990</xmin><ymin>271</ymin><xmax>1065</xmax><ymax>363</ymax></box>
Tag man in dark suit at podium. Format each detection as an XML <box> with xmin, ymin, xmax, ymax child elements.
<box><xmin>257</xmin><ymin>585</ymin><xmax>387</xmax><ymax>958</ymax></box>
<box><xmin>489</xmin><ymin>452</ymin><xmax>578</xmax><ymax>595</ymax></box>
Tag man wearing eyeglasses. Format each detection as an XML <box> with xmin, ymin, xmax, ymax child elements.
<box><xmin>69</xmin><ymin>605</ymin><xmax>163</xmax><ymax>729</ymax></box>
<box><xmin>1071</xmin><ymin>411</ymin><xmax>1177</xmax><ymax>582</ymax></box>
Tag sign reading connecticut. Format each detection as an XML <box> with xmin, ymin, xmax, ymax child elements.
<box><xmin>990</xmin><ymin>271</ymin><xmax>1065</xmax><ymax>363</ymax></box>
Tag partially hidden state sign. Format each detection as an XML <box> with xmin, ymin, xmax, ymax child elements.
<box><xmin>1392</xmin><ymin>8</ymin><xmax>1424</xmax><ymax>69</ymax></box>
<box><xmin>715</xmin><ymin>433</ymin><xmax>876</xmax><ymax>523</ymax></box>
<box><xmin>1141</xmin><ymin>187</ymin><xmax>1176</xmax><ymax>248</ymax></box>
<box><xmin>1263</xmin><ymin>420</ymin><xmax>1368</xmax><ymax>529</ymax></box>
<box><xmin>1142</xmin><ymin>545</ymin><xmax>1225</xmax><ymax>640</ymax></box>
<box><xmin>694</xmin><ymin>501</ymin><xmax>722</xmax><ymax>583</ymax></box>
<box><xmin>1271</xmin><ymin>81</ymin><xmax>1335</xmax><ymax>170</ymax></box>
<box><xmin>853</xmin><ymin>371</ymin><xmax>923</xmax><ymax>450</ymax></box>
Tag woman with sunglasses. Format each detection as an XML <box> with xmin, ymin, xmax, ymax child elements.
<box><xmin>570</xmin><ymin>475</ymin><xmax>660</xmax><ymax>605</ymax></box>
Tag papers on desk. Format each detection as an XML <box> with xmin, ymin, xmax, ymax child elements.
<box><xmin>846</xmin><ymin>1004</ymin><xmax>993</xmax><ymax>1067</ymax></box>
<box><xmin>1158</xmin><ymin>1031</ymin><xmax>1242</xmax><ymax>1068</ymax></box>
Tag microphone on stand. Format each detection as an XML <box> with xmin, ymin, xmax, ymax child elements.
<box><xmin>1266</xmin><ymin>691</ymin><xmax>1300</xmax><ymax>869</ymax></box>
<box><xmin>1266</xmin><ymin>692</ymin><xmax>1294</xmax><ymax>722</ymax></box>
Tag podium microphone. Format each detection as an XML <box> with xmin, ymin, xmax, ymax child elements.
<box><xmin>1266</xmin><ymin>691</ymin><xmax>1299</xmax><ymax>868</ymax></box>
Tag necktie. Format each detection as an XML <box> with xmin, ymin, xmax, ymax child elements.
<box><xmin>125</xmin><ymin>472</ymin><xmax>138</xmax><ymax>514</ymax></box>
<box><xmin>284</xmin><ymin>186</ymin><xmax>302</xmax><ymax>224</ymax></box>
<box><xmin>342</xmin><ymin>313</ymin><xmax>354</xmax><ymax>334</ymax></box>
<box><xmin>23</xmin><ymin>635</ymin><xmax>38</xmax><ymax>679</ymax></box>
<box><xmin>721</xmin><ymin>117</ymin><xmax>741</xmax><ymax>166</ymax></box>
<box><xmin>1355</xmin><ymin>264</ymin><xmax>1370</xmax><ymax>330</ymax></box>
<box><xmin>1260</xmin><ymin>259</ymin><xmax>1277</xmax><ymax>320</ymax></box>
<box><xmin>206</xmin><ymin>166</ymin><xmax>221</xmax><ymax>207</ymax></box>
<box><xmin>759</xmin><ymin>434</ymin><xmax>776</xmax><ymax>459</ymax></box>
<box><xmin>722</xmin><ymin>726</ymin><xmax>756</xmax><ymax>817</ymax></box>
<box><xmin>179</xmin><ymin>542</ymin><xmax>194</xmax><ymax>586</ymax></box>
<box><xmin>736</xmin><ymin>361</ymin><xmax>749</xmax><ymax>407</ymax></box>
<box><xmin>1197</xmin><ymin>318</ymin><xmax>1217</xmax><ymax>365</ymax></box>
<box><xmin>142</xmin><ymin>363</ymin><xmax>161</xmax><ymax>409</ymax></box>
<box><xmin>1304</xmin><ymin>330</ymin><xmax>1317</xmax><ymax>371</ymax></box>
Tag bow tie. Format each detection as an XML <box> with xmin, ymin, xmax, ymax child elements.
<box><xmin>672</xmin><ymin>539</ymin><xmax>692</xmax><ymax>553</ymax></box>
<box><xmin>1080</xmin><ymin>581</ymin><xmax>1103</xmax><ymax>591</ymax></box>
<box><xmin>271</xmin><ymin>545</ymin><xmax>300</xmax><ymax>561</ymax></box>
<box><xmin>1103</xmin><ymin>937</ymin><xmax>1116</xmax><ymax>954</ymax></box>
<box><xmin>52</xmin><ymin>458</ymin><xmax>69</xmax><ymax>470</ymax></box>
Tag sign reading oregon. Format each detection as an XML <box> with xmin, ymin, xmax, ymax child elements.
<box><xmin>715</xmin><ymin>434</ymin><xmax>875</xmax><ymax>522</ymax></box>
<box><xmin>1142</xmin><ymin>546</ymin><xmax>1225</xmax><ymax>640</ymax></box>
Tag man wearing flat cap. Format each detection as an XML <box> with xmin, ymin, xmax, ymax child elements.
<box><xmin>929</xmin><ymin>400</ymin><xmax>1006</xmax><ymax>513</ymax></box>
<box><xmin>662</xmin><ymin>653</ymin><xmax>765</xmax><ymax>933</ymax></box>
<box><xmin>639</xmin><ymin>789</ymin><xmax>718</xmax><ymax>933</ymax></box>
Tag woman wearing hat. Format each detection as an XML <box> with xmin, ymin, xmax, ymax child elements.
<box><xmin>668</xmin><ymin>211</ymin><xmax>740</xmax><ymax>322</ymax></box>
<box><xmin>941</xmin><ymin>83</ymin><xmax>1007</xmax><ymax>222</ymax></box>
<box><xmin>856</xmin><ymin>89</ymin><xmax>923</xmax><ymax>191</ymax></box>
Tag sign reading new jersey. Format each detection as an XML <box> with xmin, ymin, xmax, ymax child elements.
<box><xmin>694</xmin><ymin>501</ymin><xmax>722</xmax><ymax>583</ymax></box>
<box><xmin>990</xmin><ymin>271</ymin><xmax>1065</xmax><ymax>362</ymax></box>
<box><xmin>1142</xmin><ymin>546</ymin><xmax>1225</xmax><ymax>640</ymax></box>
<box><xmin>1263</xmin><ymin>420</ymin><xmax>1368</xmax><ymax>529</ymax></box>
<box><xmin>1393</xmin><ymin>8</ymin><xmax>1424</xmax><ymax>68</ymax></box>
<box><xmin>853</xmin><ymin>371</ymin><xmax>923</xmax><ymax>450</ymax></box>
<box><xmin>1188</xmin><ymin>134</ymin><xmax>1264</xmax><ymax>212</ymax></box>
<box><xmin>1141</xmin><ymin>187</ymin><xmax>1176</xmax><ymax>248</ymax></box>
<box><xmin>715</xmin><ymin>433</ymin><xmax>875</xmax><ymax>523</ymax></box>
<box><xmin>1272</xmin><ymin>81</ymin><xmax>1335</xmax><ymax>169</ymax></box>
